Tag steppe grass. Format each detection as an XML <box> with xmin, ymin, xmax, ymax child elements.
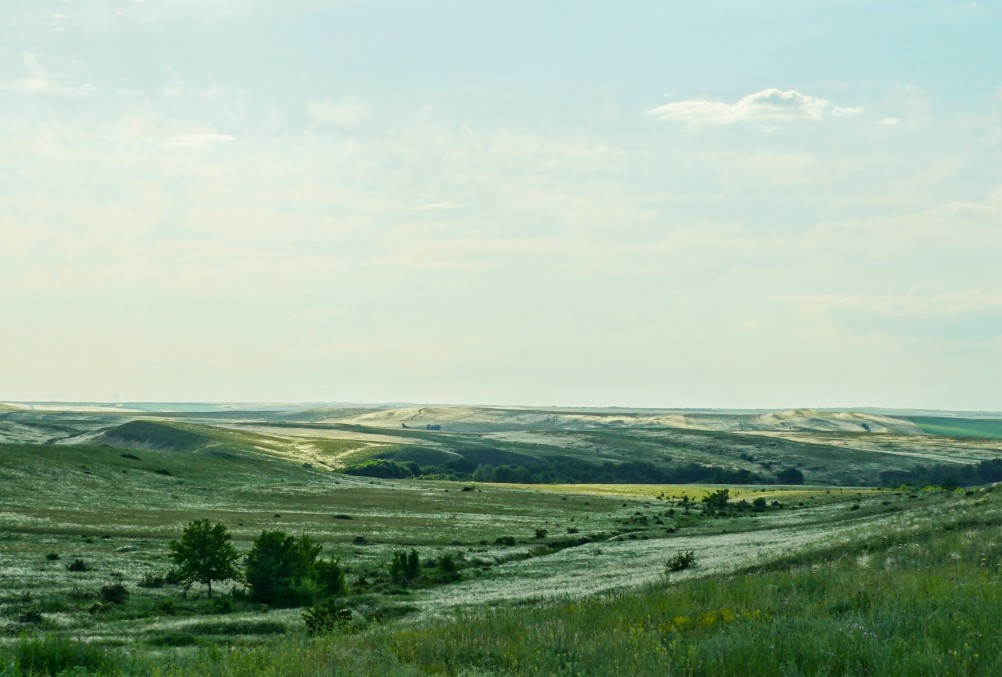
<box><xmin>157</xmin><ymin>490</ymin><xmax>1002</xmax><ymax>676</ymax></box>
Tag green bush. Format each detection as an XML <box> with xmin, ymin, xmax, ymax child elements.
<box><xmin>138</xmin><ymin>571</ymin><xmax>167</xmax><ymax>588</ymax></box>
<box><xmin>100</xmin><ymin>582</ymin><xmax>129</xmax><ymax>604</ymax></box>
<box><xmin>245</xmin><ymin>530</ymin><xmax>325</xmax><ymax>607</ymax></box>
<box><xmin>303</xmin><ymin>599</ymin><xmax>354</xmax><ymax>635</ymax></box>
<box><xmin>67</xmin><ymin>558</ymin><xmax>89</xmax><ymax>572</ymax></box>
<box><xmin>389</xmin><ymin>549</ymin><xmax>421</xmax><ymax>587</ymax></box>
<box><xmin>666</xmin><ymin>549</ymin><xmax>697</xmax><ymax>573</ymax></box>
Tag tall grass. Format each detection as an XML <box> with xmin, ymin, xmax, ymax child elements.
<box><xmin>159</xmin><ymin>494</ymin><xmax>1002</xmax><ymax>676</ymax></box>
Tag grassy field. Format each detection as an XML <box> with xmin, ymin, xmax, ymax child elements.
<box><xmin>2</xmin><ymin>405</ymin><xmax>1001</xmax><ymax>674</ymax></box>
<box><xmin>906</xmin><ymin>416</ymin><xmax>1002</xmax><ymax>440</ymax></box>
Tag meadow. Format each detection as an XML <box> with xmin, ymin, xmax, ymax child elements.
<box><xmin>1</xmin><ymin>403</ymin><xmax>1001</xmax><ymax>675</ymax></box>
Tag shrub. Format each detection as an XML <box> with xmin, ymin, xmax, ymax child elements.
<box><xmin>666</xmin><ymin>549</ymin><xmax>697</xmax><ymax>573</ymax></box>
<box><xmin>100</xmin><ymin>583</ymin><xmax>129</xmax><ymax>604</ymax></box>
<box><xmin>435</xmin><ymin>553</ymin><xmax>461</xmax><ymax>583</ymax></box>
<box><xmin>245</xmin><ymin>531</ymin><xmax>324</xmax><ymax>607</ymax></box>
<box><xmin>67</xmin><ymin>558</ymin><xmax>89</xmax><ymax>572</ymax></box>
<box><xmin>45</xmin><ymin>552</ymin><xmax>60</xmax><ymax>561</ymax></box>
<box><xmin>534</xmin><ymin>528</ymin><xmax>548</xmax><ymax>539</ymax></box>
<box><xmin>17</xmin><ymin>608</ymin><xmax>44</xmax><ymax>624</ymax></box>
<box><xmin>303</xmin><ymin>599</ymin><xmax>353</xmax><ymax>635</ymax></box>
<box><xmin>159</xmin><ymin>599</ymin><xmax>177</xmax><ymax>615</ymax></box>
<box><xmin>138</xmin><ymin>572</ymin><xmax>167</xmax><ymax>588</ymax></box>
<box><xmin>211</xmin><ymin>596</ymin><xmax>234</xmax><ymax>614</ymax></box>
<box><xmin>389</xmin><ymin>549</ymin><xmax>421</xmax><ymax>587</ymax></box>
<box><xmin>494</xmin><ymin>536</ymin><xmax>516</xmax><ymax>546</ymax></box>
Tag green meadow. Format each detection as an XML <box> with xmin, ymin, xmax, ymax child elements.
<box><xmin>2</xmin><ymin>404</ymin><xmax>1001</xmax><ymax>675</ymax></box>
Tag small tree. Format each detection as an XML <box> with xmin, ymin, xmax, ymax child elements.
<box><xmin>701</xmin><ymin>488</ymin><xmax>730</xmax><ymax>510</ymax></box>
<box><xmin>168</xmin><ymin>519</ymin><xmax>240</xmax><ymax>597</ymax></box>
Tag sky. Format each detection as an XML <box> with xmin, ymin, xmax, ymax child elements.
<box><xmin>1</xmin><ymin>1</ymin><xmax>1000</xmax><ymax>410</ymax></box>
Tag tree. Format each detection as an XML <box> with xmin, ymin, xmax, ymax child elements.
<box><xmin>245</xmin><ymin>531</ymin><xmax>331</xmax><ymax>607</ymax></box>
<box><xmin>776</xmin><ymin>467</ymin><xmax>805</xmax><ymax>485</ymax></box>
<box><xmin>168</xmin><ymin>519</ymin><xmax>240</xmax><ymax>597</ymax></box>
<box><xmin>701</xmin><ymin>488</ymin><xmax>730</xmax><ymax>510</ymax></box>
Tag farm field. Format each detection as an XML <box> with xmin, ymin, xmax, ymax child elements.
<box><xmin>1</xmin><ymin>403</ymin><xmax>1001</xmax><ymax>675</ymax></box>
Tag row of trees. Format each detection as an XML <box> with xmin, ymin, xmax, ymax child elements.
<box><xmin>345</xmin><ymin>458</ymin><xmax>798</xmax><ymax>485</ymax></box>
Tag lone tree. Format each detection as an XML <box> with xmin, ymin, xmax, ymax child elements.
<box><xmin>169</xmin><ymin>519</ymin><xmax>240</xmax><ymax>597</ymax></box>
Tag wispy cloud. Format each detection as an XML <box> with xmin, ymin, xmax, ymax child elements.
<box><xmin>648</xmin><ymin>88</ymin><xmax>834</xmax><ymax>126</ymax></box>
<box><xmin>770</xmin><ymin>285</ymin><xmax>1002</xmax><ymax>319</ymax></box>
<box><xmin>162</xmin><ymin>132</ymin><xmax>235</xmax><ymax>148</ymax></box>
<box><xmin>308</xmin><ymin>97</ymin><xmax>371</xmax><ymax>127</ymax></box>
<box><xmin>0</xmin><ymin>52</ymin><xmax>94</xmax><ymax>96</ymax></box>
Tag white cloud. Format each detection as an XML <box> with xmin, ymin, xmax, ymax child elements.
<box><xmin>770</xmin><ymin>286</ymin><xmax>1002</xmax><ymax>319</ymax></box>
<box><xmin>0</xmin><ymin>52</ymin><xmax>95</xmax><ymax>96</ymax></box>
<box><xmin>881</xmin><ymin>117</ymin><xmax>901</xmax><ymax>125</ymax></box>
<box><xmin>648</xmin><ymin>88</ymin><xmax>831</xmax><ymax>125</ymax></box>
<box><xmin>162</xmin><ymin>132</ymin><xmax>235</xmax><ymax>148</ymax></box>
<box><xmin>831</xmin><ymin>106</ymin><xmax>864</xmax><ymax>117</ymax></box>
<box><xmin>308</xmin><ymin>97</ymin><xmax>371</xmax><ymax>127</ymax></box>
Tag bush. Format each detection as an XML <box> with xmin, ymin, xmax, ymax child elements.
<box><xmin>45</xmin><ymin>552</ymin><xmax>60</xmax><ymax>561</ymax></box>
<box><xmin>17</xmin><ymin>608</ymin><xmax>44</xmax><ymax>624</ymax></box>
<box><xmin>100</xmin><ymin>583</ymin><xmax>129</xmax><ymax>604</ymax></box>
<box><xmin>14</xmin><ymin>635</ymin><xmax>119</xmax><ymax>675</ymax></box>
<box><xmin>138</xmin><ymin>572</ymin><xmax>167</xmax><ymax>588</ymax></box>
<box><xmin>245</xmin><ymin>531</ymin><xmax>324</xmax><ymax>607</ymax></box>
<box><xmin>534</xmin><ymin>528</ymin><xmax>548</xmax><ymax>539</ymax></box>
<box><xmin>303</xmin><ymin>599</ymin><xmax>353</xmax><ymax>635</ymax></box>
<box><xmin>666</xmin><ymin>549</ymin><xmax>697</xmax><ymax>573</ymax></box>
<box><xmin>435</xmin><ymin>553</ymin><xmax>461</xmax><ymax>583</ymax></box>
<box><xmin>389</xmin><ymin>549</ymin><xmax>421</xmax><ymax>587</ymax></box>
<box><xmin>67</xmin><ymin>558</ymin><xmax>89</xmax><ymax>572</ymax></box>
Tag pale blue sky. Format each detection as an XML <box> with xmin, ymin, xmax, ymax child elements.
<box><xmin>1</xmin><ymin>1</ymin><xmax>1000</xmax><ymax>409</ymax></box>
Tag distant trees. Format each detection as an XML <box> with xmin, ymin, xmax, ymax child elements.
<box><xmin>776</xmin><ymin>468</ymin><xmax>805</xmax><ymax>485</ymax></box>
<box><xmin>343</xmin><ymin>459</ymin><xmax>418</xmax><ymax>479</ymax></box>
<box><xmin>169</xmin><ymin>519</ymin><xmax>240</xmax><ymax>597</ymax></box>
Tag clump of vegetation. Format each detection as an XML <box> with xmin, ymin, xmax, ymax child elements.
<box><xmin>45</xmin><ymin>552</ymin><xmax>60</xmax><ymax>561</ymax></box>
<box><xmin>100</xmin><ymin>583</ymin><xmax>129</xmax><ymax>604</ymax></box>
<box><xmin>66</xmin><ymin>558</ymin><xmax>89</xmax><ymax>572</ymax></box>
<box><xmin>389</xmin><ymin>549</ymin><xmax>421</xmax><ymax>587</ymax></box>
<box><xmin>138</xmin><ymin>571</ymin><xmax>167</xmax><ymax>588</ymax></box>
<box><xmin>303</xmin><ymin>599</ymin><xmax>354</xmax><ymax>635</ymax></box>
<box><xmin>244</xmin><ymin>530</ymin><xmax>346</xmax><ymax>607</ymax></box>
<box><xmin>666</xmin><ymin>549</ymin><xmax>697</xmax><ymax>573</ymax></box>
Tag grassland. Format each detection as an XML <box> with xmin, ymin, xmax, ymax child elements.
<box><xmin>906</xmin><ymin>416</ymin><xmax>1002</xmax><ymax>440</ymax></box>
<box><xmin>2</xmin><ymin>404</ymin><xmax>1001</xmax><ymax>675</ymax></box>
